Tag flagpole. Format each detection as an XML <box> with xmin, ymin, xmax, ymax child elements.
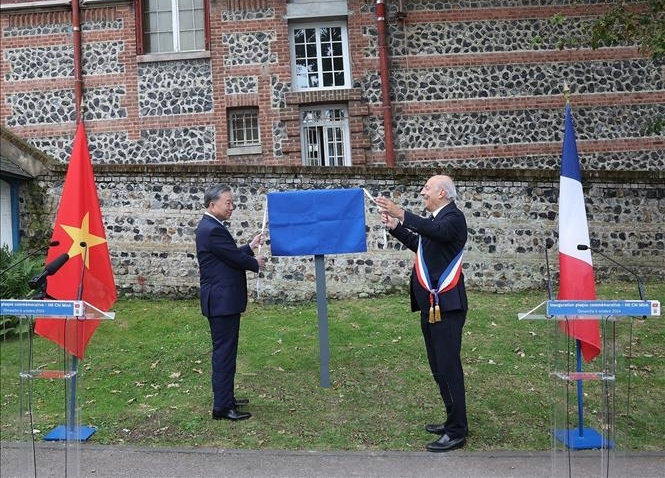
<box><xmin>566</xmin><ymin>84</ymin><xmax>586</xmax><ymax>443</ymax></box>
<box><xmin>563</xmin><ymin>81</ymin><xmax>570</xmax><ymax>104</ymax></box>
<box><xmin>565</xmin><ymin>83</ymin><xmax>586</xmax><ymax>441</ymax></box>
<box><xmin>554</xmin><ymin>84</ymin><xmax>604</xmax><ymax>449</ymax></box>
<box><xmin>68</xmin><ymin>242</ymin><xmax>88</xmax><ymax>438</ymax></box>
<box><xmin>40</xmin><ymin>126</ymin><xmax>103</xmax><ymax>444</ymax></box>
<box><xmin>575</xmin><ymin>340</ymin><xmax>585</xmax><ymax>437</ymax></box>
<box><xmin>256</xmin><ymin>199</ymin><xmax>267</xmax><ymax>298</ymax></box>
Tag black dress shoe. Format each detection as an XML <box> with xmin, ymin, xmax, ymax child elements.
<box><xmin>234</xmin><ymin>398</ymin><xmax>250</xmax><ymax>406</ymax></box>
<box><xmin>425</xmin><ymin>423</ymin><xmax>446</xmax><ymax>435</ymax></box>
<box><xmin>212</xmin><ymin>408</ymin><xmax>251</xmax><ymax>421</ymax></box>
<box><xmin>426</xmin><ymin>434</ymin><xmax>466</xmax><ymax>452</ymax></box>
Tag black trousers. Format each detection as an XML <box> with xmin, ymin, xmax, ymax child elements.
<box><xmin>207</xmin><ymin>313</ymin><xmax>241</xmax><ymax>410</ymax></box>
<box><xmin>420</xmin><ymin>308</ymin><xmax>468</xmax><ymax>439</ymax></box>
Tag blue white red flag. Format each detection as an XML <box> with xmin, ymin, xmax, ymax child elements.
<box><xmin>557</xmin><ymin>103</ymin><xmax>601</xmax><ymax>362</ymax></box>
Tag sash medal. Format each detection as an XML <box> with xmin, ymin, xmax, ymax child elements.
<box><xmin>414</xmin><ymin>238</ymin><xmax>464</xmax><ymax>323</ymax></box>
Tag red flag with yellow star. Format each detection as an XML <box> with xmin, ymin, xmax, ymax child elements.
<box><xmin>34</xmin><ymin>123</ymin><xmax>116</xmax><ymax>359</ymax></box>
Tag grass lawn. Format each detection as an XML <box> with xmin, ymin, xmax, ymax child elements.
<box><xmin>1</xmin><ymin>282</ymin><xmax>663</xmax><ymax>451</ymax></box>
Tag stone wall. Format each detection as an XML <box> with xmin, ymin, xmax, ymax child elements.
<box><xmin>20</xmin><ymin>165</ymin><xmax>665</xmax><ymax>302</ymax></box>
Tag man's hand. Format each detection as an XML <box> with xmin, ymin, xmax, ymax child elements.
<box><xmin>381</xmin><ymin>211</ymin><xmax>398</xmax><ymax>230</ymax></box>
<box><xmin>376</xmin><ymin>197</ymin><xmax>405</xmax><ymax>222</ymax></box>
<box><xmin>250</xmin><ymin>233</ymin><xmax>264</xmax><ymax>250</ymax></box>
<box><xmin>256</xmin><ymin>256</ymin><xmax>267</xmax><ymax>270</ymax></box>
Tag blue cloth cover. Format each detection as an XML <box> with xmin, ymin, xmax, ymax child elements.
<box><xmin>268</xmin><ymin>188</ymin><xmax>367</xmax><ymax>256</ymax></box>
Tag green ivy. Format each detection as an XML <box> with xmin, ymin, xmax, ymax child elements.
<box><xmin>590</xmin><ymin>0</ymin><xmax>665</xmax><ymax>61</ymax></box>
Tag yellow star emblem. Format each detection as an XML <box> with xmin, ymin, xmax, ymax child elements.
<box><xmin>61</xmin><ymin>212</ymin><xmax>107</xmax><ymax>268</ymax></box>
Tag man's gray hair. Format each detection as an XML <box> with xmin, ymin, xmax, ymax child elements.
<box><xmin>203</xmin><ymin>184</ymin><xmax>231</xmax><ymax>207</ymax></box>
<box><xmin>439</xmin><ymin>176</ymin><xmax>457</xmax><ymax>201</ymax></box>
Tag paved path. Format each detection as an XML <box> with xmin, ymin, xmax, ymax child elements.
<box><xmin>2</xmin><ymin>442</ymin><xmax>664</xmax><ymax>477</ymax></box>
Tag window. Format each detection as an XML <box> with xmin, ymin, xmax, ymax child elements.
<box><xmin>228</xmin><ymin>109</ymin><xmax>260</xmax><ymax>148</ymax></box>
<box><xmin>301</xmin><ymin>106</ymin><xmax>351</xmax><ymax>166</ymax></box>
<box><xmin>290</xmin><ymin>22</ymin><xmax>350</xmax><ymax>91</ymax></box>
<box><xmin>137</xmin><ymin>0</ymin><xmax>209</xmax><ymax>54</ymax></box>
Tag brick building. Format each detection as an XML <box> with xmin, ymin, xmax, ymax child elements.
<box><xmin>1</xmin><ymin>0</ymin><xmax>662</xmax><ymax>170</ymax></box>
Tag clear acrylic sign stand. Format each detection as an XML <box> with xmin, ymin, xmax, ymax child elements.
<box><xmin>0</xmin><ymin>299</ymin><xmax>114</xmax><ymax>478</ymax></box>
<box><xmin>519</xmin><ymin>299</ymin><xmax>660</xmax><ymax>478</ymax></box>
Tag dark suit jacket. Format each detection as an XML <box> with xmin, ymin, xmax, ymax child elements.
<box><xmin>195</xmin><ymin>214</ymin><xmax>259</xmax><ymax>317</ymax></box>
<box><xmin>390</xmin><ymin>201</ymin><xmax>468</xmax><ymax>314</ymax></box>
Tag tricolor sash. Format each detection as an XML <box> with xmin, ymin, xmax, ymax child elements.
<box><xmin>414</xmin><ymin>237</ymin><xmax>464</xmax><ymax>323</ymax></box>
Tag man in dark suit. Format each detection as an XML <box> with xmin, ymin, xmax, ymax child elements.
<box><xmin>377</xmin><ymin>175</ymin><xmax>468</xmax><ymax>452</ymax></box>
<box><xmin>195</xmin><ymin>184</ymin><xmax>265</xmax><ymax>421</ymax></box>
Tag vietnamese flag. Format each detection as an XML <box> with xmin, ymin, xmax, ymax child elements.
<box><xmin>34</xmin><ymin>123</ymin><xmax>116</xmax><ymax>359</ymax></box>
<box><xmin>557</xmin><ymin>103</ymin><xmax>601</xmax><ymax>362</ymax></box>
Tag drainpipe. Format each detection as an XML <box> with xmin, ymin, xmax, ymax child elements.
<box><xmin>72</xmin><ymin>0</ymin><xmax>83</xmax><ymax>124</ymax></box>
<box><xmin>376</xmin><ymin>0</ymin><xmax>395</xmax><ymax>167</ymax></box>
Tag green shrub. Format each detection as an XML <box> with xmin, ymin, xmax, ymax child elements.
<box><xmin>0</xmin><ymin>245</ymin><xmax>43</xmax><ymax>338</ymax></box>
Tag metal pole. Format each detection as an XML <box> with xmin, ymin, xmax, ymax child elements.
<box><xmin>314</xmin><ymin>255</ymin><xmax>330</xmax><ymax>387</ymax></box>
<box><xmin>575</xmin><ymin>340</ymin><xmax>584</xmax><ymax>437</ymax></box>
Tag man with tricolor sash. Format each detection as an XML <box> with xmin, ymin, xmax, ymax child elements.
<box><xmin>377</xmin><ymin>175</ymin><xmax>469</xmax><ymax>453</ymax></box>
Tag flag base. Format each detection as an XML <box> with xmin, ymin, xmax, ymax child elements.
<box><xmin>554</xmin><ymin>427</ymin><xmax>612</xmax><ymax>449</ymax></box>
<box><xmin>44</xmin><ymin>425</ymin><xmax>97</xmax><ymax>442</ymax></box>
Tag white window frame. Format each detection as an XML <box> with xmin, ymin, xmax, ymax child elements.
<box><xmin>289</xmin><ymin>21</ymin><xmax>351</xmax><ymax>92</ymax></box>
<box><xmin>228</xmin><ymin>108</ymin><xmax>262</xmax><ymax>155</ymax></box>
<box><xmin>300</xmin><ymin>105</ymin><xmax>351</xmax><ymax>166</ymax></box>
<box><xmin>143</xmin><ymin>0</ymin><xmax>206</xmax><ymax>54</ymax></box>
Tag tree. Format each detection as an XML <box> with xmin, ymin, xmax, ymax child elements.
<box><xmin>590</xmin><ymin>0</ymin><xmax>664</xmax><ymax>61</ymax></box>
<box><xmin>531</xmin><ymin>1</ymin><xmax>664</xmax><ymax>134</ymax></box>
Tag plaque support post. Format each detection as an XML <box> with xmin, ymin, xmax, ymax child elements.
<box><xmin>314</xmin><ymin>254</ymin><xmax>331</xmax><ymax>388</ymax></box>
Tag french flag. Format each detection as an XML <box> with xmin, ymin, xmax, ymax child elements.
<box><xmin>557</xmin><ymin>103</ymin><xmax>601</xmax><ymax>362</ymax></box>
